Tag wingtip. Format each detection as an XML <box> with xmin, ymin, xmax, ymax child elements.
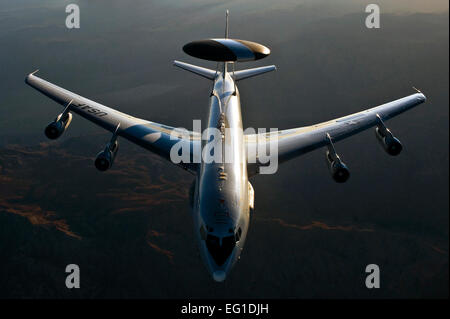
<box><xmin>420</xmin><ymin>92</ymin><xmax>427</xmax><ymax>102</ymax></box>
<box><xmin>25</xmin><ymin>69</ymin><xmax>39</xmax><ymax>82</ymax></box>
<box><xmin>412</xmin><ymin>86</ymin><xmax>427</xmax><ymax>101</ymax></box>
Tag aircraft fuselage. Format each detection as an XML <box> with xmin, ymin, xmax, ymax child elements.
<box><xmin>192</xmin><ymin>69</ymin><xmax>250</xmax><ymax>282</ymax></box>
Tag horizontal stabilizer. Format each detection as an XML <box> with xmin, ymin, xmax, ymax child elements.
<box><xmin>233</xmin><ymin>65</ymin><xmax>276</xmax><ymax>81</ymax></box>
<box><xmin>173</xmin><ymin>60</ymin><xmax>217</xmax><ymax>80</ymax></box>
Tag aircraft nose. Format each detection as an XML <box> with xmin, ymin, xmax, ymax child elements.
<box><xmin>212</xmin><ymin>270</ymin><xmax>227</xmax><ymax>282</ymax></box>
<box><xmin>202</xmin><ymin>232</ymin><xmax>238</xmax><ymax>282</ymax></box>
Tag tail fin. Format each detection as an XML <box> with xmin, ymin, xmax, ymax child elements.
<box><xmin>233</xmin><ymin>65</ymin><xmax>276</xmax><ymax>81</ymax></box>
<box><xmin>173</xmin><ymin>60</ymin><xmax>217</xmax><ymax>80</ymax></box>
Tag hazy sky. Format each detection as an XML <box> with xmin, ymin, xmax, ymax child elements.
<box><xmin>0</xmin><ymin>0</ymin><xmax>448</xmax><ymax>139</ymax></box>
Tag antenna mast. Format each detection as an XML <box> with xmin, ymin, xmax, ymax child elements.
<box><xmin>225</xmin><ymin>9</ymin><xmax>229</xmax><ymax>38</ymax></box>
<box><xmin>223</xmin><ymin>10</ymin><xmax>230</xmax><ymax>76</ymax></box>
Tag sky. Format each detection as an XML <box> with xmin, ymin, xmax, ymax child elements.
<box><xmin>0</xmin><ymin>0</ymin><xmax>448</xmax><ymax>298</ymax></box>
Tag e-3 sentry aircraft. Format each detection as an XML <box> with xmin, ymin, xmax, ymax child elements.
<box><xmin>25</xmin><ymin>11</ymin><xmax>426</xmax><ymax>282</ymax></box>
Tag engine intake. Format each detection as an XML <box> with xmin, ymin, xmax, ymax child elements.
<box><xmin>375</xmin><ymin>127</ymin><xmax>402</xmax><ymax>156</ymax></box>
<box><xmin>375</xmin><ymin>114</ymin><xmax>402</xmax><ymax>156</ymax></box>
<box><xmin>44</xmin><ymin>100</ymin><xmax>74</xmax><ymax>140</ymax></box>
<box><xmin>95</xmin><ymin>140</ymin><xmax>119</xmax><ymax>171</ymax></box>
<box><xmin>326</xmin><ymin>150</ymin><xmax>350</xmax><ymax>183</ymax></box>
<box><xmin>44</xmin><ymin>112</ymin><xmax>72</xmax><ymax>139</ymax></box>
<box><xmin>324</xmin><ymin>133</ymin><xmax>350</xmax><ymax>183</ymax></box>
<box><xmin>95</xmin><ymin>124</ymin><xmax>121</xmax><ymax>171</ymax></box>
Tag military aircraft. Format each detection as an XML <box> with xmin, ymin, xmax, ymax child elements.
<box><xmin>25</xmin><ymin>11</ymin><xmax>426</xmax><ymax>282</ymax></box>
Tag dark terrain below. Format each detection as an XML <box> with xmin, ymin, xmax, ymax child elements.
<box><xmin>0</xmin><ymin>135</ymin><xmax>447</xmax><ymax>298</ymax></box>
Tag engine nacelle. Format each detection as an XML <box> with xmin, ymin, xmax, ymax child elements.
<box><xmin>95</xmin><ymin>140</ymin><xmax>119</xmax><ymax>171</ymax></box>
<box><xmin>44</xmin><ymin>112</ymin><xmax>72</xmax><ymax>139</ymax></box>
<box><xmin>326</xmin><ymin>150</ymin><xmax>350</xmax><ymax>183</ymax></box>
<box><xmin>375</xmin><ymin>126</ymin><xmax>402</xmax><ymax>156</ymax></box>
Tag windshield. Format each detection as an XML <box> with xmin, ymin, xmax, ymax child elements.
<box><xmin>205</xmin><ymin>234</ymin><xmax>236</xmax><ymax>266</ymax></box>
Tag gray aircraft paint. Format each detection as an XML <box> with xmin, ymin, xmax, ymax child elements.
<box><xmin>193</xmin><ymin>70</ymin><xmax>250</xmax><ymax>281</ymax></box>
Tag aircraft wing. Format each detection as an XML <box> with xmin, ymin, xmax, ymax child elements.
<box><xmin>25</xmin><ymin>72</ymin><xmax>201</xmax><ymax>173</ymax></box>
<box><xmin>245</xmin><ymin>92</ymin><xmax>426</xmax><ymax>176</ymax></box>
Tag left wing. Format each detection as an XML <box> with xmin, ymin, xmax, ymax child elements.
<box><xmin>25</xmin><ymin>72</ymin><xmax>201</xmax><ymax>173</ymax></box>
<box><xmin>245</xmin><ymin>92</ymin><xmax>426</xmax><ymax>175</ymax></box>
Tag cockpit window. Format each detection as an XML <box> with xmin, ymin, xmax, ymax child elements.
<box><xmin>205</xmin><ymin>234</ymin><xmax>235</xmax><ymax>266</ymax></box>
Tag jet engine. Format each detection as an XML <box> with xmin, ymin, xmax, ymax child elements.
<box><xmin>44</xmin><ymin>100</ymin><xmax>74</xmax><ymax>139</ymax></box>
<box><xmin>375</xmin><ymin>114</ymin><xmax>402</xmax><ymax>156</ymax></box>
<box><xmin>325</xmin><ymin>133</ymin><xmax>350</xmax><ymax>183</ymax></box>
<box><xmin>94</xmin><ymin>124</ymin><xmax>121</xmax><ymax>171</ymax></box>
<box><xmin>326</xmin><ymin>150</ymin><xmax>350</xmax><ymax>183</ymax></box>
<box><xmin>375</xmin><ymin>127</ymin><xmax>402</xmax><ymax>156</ymax></box>
<box><xmin>95</xmin><ymin>140</ymin><xmax>119</xmax><ymax>171</ymax></box>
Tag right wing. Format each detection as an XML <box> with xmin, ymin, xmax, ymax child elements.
<box><xmin>245</xmin><ymin>92</ymin><xmax>427</xmax><ymax>175</ymax></box>
<box><xmin>25</xmin><ymin>72</ymin><xmax>201</xmax><ymax>173</ymax></box>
